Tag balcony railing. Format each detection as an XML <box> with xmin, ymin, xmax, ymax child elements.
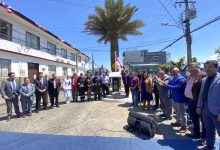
<box><xmin>0</xmin><ymin>29</ymin><xmax>79</xmax><ymax>61</ymax></box>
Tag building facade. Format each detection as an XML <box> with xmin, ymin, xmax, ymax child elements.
<box><xmin>123</xmin><ymin>50</ymin><xmax>168</xmax><ymax>66</ymax></box>
<box><xmin>0</xmin><ymin>2</ymin><xmax>89</xmax><ymax>82</ymax></box>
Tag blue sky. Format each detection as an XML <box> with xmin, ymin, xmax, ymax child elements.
<box><xmin>3</xmin><ymin>0</ymin><xmax>220</xmax><ymax>69</ymax></box>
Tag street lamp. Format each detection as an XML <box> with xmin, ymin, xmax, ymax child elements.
<box><xmin>161</xmin><ymin>22</ymin><xmax>192</xmax><ymax>65</ymax></box>
<box><xmin>160</xmin><ymin>22</ymin><xmax>185</xmax><ymax>32</ymax></box>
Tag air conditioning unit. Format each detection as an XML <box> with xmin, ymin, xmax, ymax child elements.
<box><xmin>186</xmin><ymin>8</ymin><xmax>197</xmax><ymax>20</ymax></box>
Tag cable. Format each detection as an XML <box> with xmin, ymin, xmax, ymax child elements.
<box><xmin>158</xmin><ymin>0</ymin><xmax>179</xmax><ymax>26</ymax></box>
<box><xmin>160</xmin><ymin>15</ymin><xmax>220</xmax><ymax>52</ymax></box>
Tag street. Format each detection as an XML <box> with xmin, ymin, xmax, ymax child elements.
<box><xmin>0</xmin><ymin>93</ymin><xmax>189</xmax><ymax>140</ymax></box>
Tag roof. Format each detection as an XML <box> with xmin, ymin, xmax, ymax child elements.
<box><xmin>0</xmin><ymin>1</ymin><xmax>90</xmax><ymax>59</ymax></box>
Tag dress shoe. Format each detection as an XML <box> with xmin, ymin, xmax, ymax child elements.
<box><xmin>165</xmin><ymin>116</ymin><xmax>172</xmax><ymax>120</ymax></box>
<box><xmin>197</xmin><ymin>146</ymin><xmax>214</xmax><ymax>150</ymax></box>
<box><xmin>56</xmin><ymin>105</ymin><xmax>60</xmax><ymax>108</ymax></box>
<box><xmin>179</xmin><ymin>127</ymin><xmax>187</xmax><ymax>133</ymax></box>
<box><xmin>159</xmin><ymin>114</ymin><xmax>166</xmax><ymax>117</ymax></box>
<box><xmin>171</xmin><ymin>122</ymin><xmax>181</xmax><ymax>127</ymax></box>
<box><xmin>6</xmin><ymin>116</ymin><xmax>11</xmax><ymax>122</ymax></box>
<box><xmin>199</xmin><ymin>138</ymin><xmax>206</xmax><ymax>146</ymax></box>
<box><xmin>27</xmin><ymin>113</ymin><xmax>32</xmax><ymax>116</ymax></box>
<box><xmin>43</xmin><ymin>107</ymin><xmax>47</xmax><ymax>110</ymax></box>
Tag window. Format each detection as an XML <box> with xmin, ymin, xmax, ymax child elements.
<box><xmin>26</xmin><ymin>32</ymin><xmax>40</xmax><ymax>49</ymax></box>
<box><xmin>47</xmin><ymin>42</ymin><xmax>56</xmax><ymax>55</ymax></box>
<box><xmin>78</xmin><ymin>55</ymin><xmax>81</xmax><ymax>63</ymax></box>
<box><xmin>48</xmin><ymin>65</ymin><xmax>56</xmax><ymax>74</ymax></box>
<box><xmin>70</xmin><ymin>53</ymin><xmax>76</xmax><ymax>61</ymax></box>
<box><xmin>60</xmin><ymin>48</ymin><xmax>67</xmax><ymax>58</ymax></box>
<box><xmin>0</xmin><ymin>19</ymin><xmax>12</xmax><ymax>41</ymax></box>
<box><xmin>0</xmin><ymin>58</ymin><xmax>11</xmax><ymax>77</ymax></box>
<box><xmin>71</xmin><ymin>68</ymin><xmax>75</xmax><ymax>75</ymax></box>
<box><xmin>63</xmin><ymin>67</ymin><xmax>68</xmax><ymax>76</ymax></box>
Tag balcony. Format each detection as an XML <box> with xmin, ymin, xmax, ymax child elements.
<box><xmin>0</xmin><ymin>29</ymin><xmax>77</xmax><ymax>66</ymax></box>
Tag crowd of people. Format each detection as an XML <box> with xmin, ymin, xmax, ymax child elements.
<box><xmin>122</xmin><ymin>60</ymin><xmax>220</xmax><ymax>150</ymax></box>
<box><xmin>0</xmin><ymin>71</ymin><xmax>110</xmax><ymax>121</ymax></box>
<box><xmin>1</xmin><ymin>60</ymin><xmax>220</xmax><ymax>150</ymax></box>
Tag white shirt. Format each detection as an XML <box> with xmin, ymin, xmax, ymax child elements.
<box><xmin>63</xmin><ymin>79</ymin><xmax>72</xmax><ymax>90</ymax></box>
<box><xmin>184</xmin><ymin>76</ymin><xmax>196</xmax><ymax>99</ymax></box>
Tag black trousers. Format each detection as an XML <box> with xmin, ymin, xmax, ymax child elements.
<box><xmin>78</xmin><ymin>87</ymin><xmax>85</xmax><ymax>100</ymax></box>
<box><xmin>36</xmin><ymin>92</ymin><xmax>47</xmax><ymax>110</ymax></box>
<box><xmin>102</xmin><ymin>84</ymin><xmax>109</xmax><ymax>97</ymax></box>
<box><xmin>5</xmin><ymin>95</ymin><xmax>20</xmax><ymax>116</ymax></box>
<box><xmin>154</xmin><ymin>92</ymin><xmax>160</xmax><ymax>108</ymax></box>
<box><xmin>94</xmin><ymin>87</ymin><xmax>101</xmax><ymax>100</ymax></box>
<box><xmin>50</xmin><ymin>90</ymin><xmax>59</xmax><ymax>106</ymax></box>
<box><xmin>124</xmin><ymin>84</ymin><xmax>130</xmax><ymax>97</ymax></box>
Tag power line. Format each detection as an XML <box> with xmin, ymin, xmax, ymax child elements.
<box><xmin>160</xmin><ymin>15</ymin><xmax>220</xmax><ymax>52</ymax></box>
<box><xmin>158</xmin><ymin>0</ymin><xmax>179</xmax><ymax>26</ymax></box>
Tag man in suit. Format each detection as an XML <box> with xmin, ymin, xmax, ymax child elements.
<box><xmin>197</xmin><ymin>60</ymin><xmax>220</xmax><ymax>150</ymax></box>
<box><xmin>93</xmin><ymin>72</ymin><xmax>102</xmax><ymax>101</ymax></box>
<box><xmin>34</xmin><ymin>72</ymin><xmax>48</xmax><ymax>113</ymax></box>
<box><xmin>1</xmin><ymin>72</ymin><xmax>21</xmax><ymax>121</ymax></box>
<box><xmin>48</xmin><ymin>73</ymin><xmax>61</xmax><ymax>108</ymax></box>
<box><xmin>184</xmin><ymin>63</ymin><xmax>206</xmax><ymax>145</ymax></box>
<box><xmin>19</xmin><ymin>78</ymin><xmax>35</xmax><ymax>117</ymax></box>
<box><xmin>122</xmin><ymin>68</ymin><xmax>130</xmax><ymax>98</ymax></box>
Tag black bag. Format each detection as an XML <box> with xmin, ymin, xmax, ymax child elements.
<box><xmin>127</xmin><ymin>111</ymin><xmax>158</xmax><ymax>138</ymax></box>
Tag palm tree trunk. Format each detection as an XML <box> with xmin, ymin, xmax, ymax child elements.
<box><xmin>110</xmin><ymin>38</ymin><xmax>119</xmax><ymax>72</ymax></box>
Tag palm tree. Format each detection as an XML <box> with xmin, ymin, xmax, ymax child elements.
<box><xmin>84</xmin><ymin>0</ymin><xmax>144</xmax><ymax>71</ymax></box>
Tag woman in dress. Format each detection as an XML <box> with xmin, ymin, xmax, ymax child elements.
<box><xmin>142</xmin><ymin>73</ymin><xmax>154</xmax><ymax>110</ymax></box>
<box><xmin>63</xmin><ymin>75</ymin><xmax>72</xmax><ymax>104</ymax></box>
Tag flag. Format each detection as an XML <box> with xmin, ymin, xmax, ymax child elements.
<box><xmin>116</xmin><ymin>56</ymin><xmax>123</xmax><ymax>68</ymax></box>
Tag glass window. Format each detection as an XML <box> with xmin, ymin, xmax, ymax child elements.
<box><xmin>0</xmin><ymin>19</ymin><xmax>12</xmax><ymax>41</ymax></box>
<box><xmin>0</xmin><ymin>58</ymin><xmax>11</xmax><ymax>77</ymax></box>
<box><xmin>70</xmin><ymin>53</ymin><xmax>76</xmax><ymax>61</ymax></box>
<box><xmin>47</xmin><ymin>42</ymin><xmax>56</xmax><ymax>55</ymax></box>
<box><xmin>48</xmin><ymin>65</ymin><xmax>56</xmax><ymax>75</ymax></box>
<box><xmin>60</xmin><ymin>48</ymin><xmax>67</xmax><ymax>58</ymax></box>
<box><xmin>26</xmin><ymin>32</ymin><xmax>40</xmax><ymax>49</ymax></box>
<box><xmin>63</xmin><ymin>67</ymin><xmax>68</xmax><ymax>76</ymax></box>
<box><xmin>78</xmin><ymin>55</ymin><xmax>81</xmax><ymax>63</ymax></box>
<box><xmin>71</xmin><ymin>68</ymin><xmax>75</xmax><ymax>75</ymax></box>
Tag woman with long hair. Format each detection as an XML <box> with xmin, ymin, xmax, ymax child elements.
<box><xmin>141</xmin><ymin>73</ymin><xmax>154</xmax><ymax>110</ymax></box>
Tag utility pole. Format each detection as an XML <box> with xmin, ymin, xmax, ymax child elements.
<box><xmin>92</xmin><ymin>53</ymin><xmax>94</xmax><ymax>75</ymax></box>
<box><xmin>176</xmin><ymin>0</ymin><xmax>196</xmax><ymax>65</ymax></box>
<box><xmin>185</xmin><ymin>0</ymin><xmax>192</xmax><ymax>65</ymax></box>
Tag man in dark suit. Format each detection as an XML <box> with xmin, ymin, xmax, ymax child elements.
<box><xmin>122</xmin><ymin>68</ymin><xmax>130</xmax><ymax>98</ymax></box>
<box><xmin>34</xmin><ymin>72</ymin><xmax>48</xmax><ymax>113</ymax></box>
<box><xmin>48</xmin><ymin>73</ymin><xmax>61</xmax><ymax>109</ymax></box>
<box><xmin>1</xmin><ymin>72</ymin><xmax>21</xmax><ymax>121</ymax></box>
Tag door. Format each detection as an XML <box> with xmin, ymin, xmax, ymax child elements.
<box><xmin>28</xmin><ymin>63</ymin><xmax>39</xmax><ymax>83</ymax></box>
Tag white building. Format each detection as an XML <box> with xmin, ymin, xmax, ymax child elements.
<box><xmin>0</xmin><ymin>2</ymin><xmax>90</xmax><ymax>82</ymax></box>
